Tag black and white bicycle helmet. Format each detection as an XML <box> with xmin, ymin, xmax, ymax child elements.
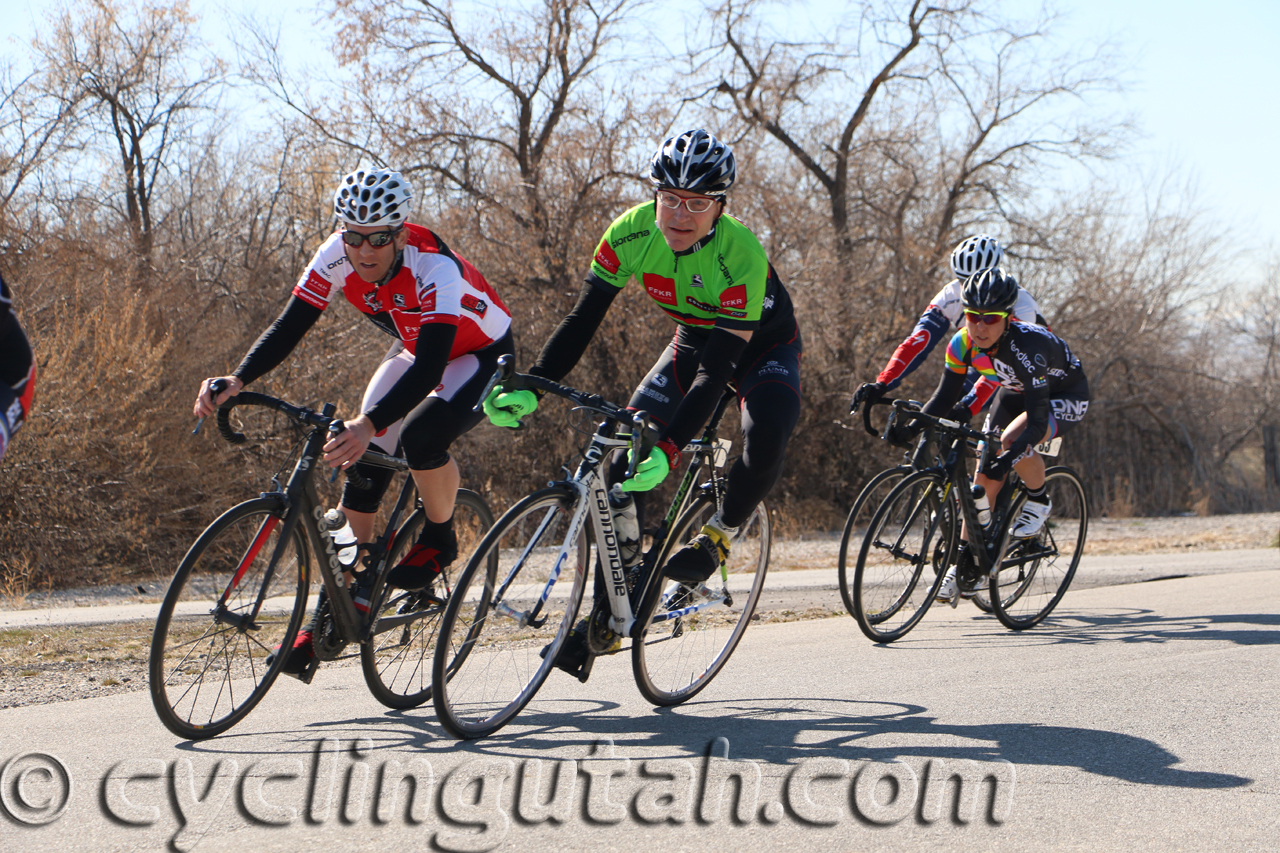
<box><xmin>962</xmin><ymin>268</ymin><xmax>1019</xmax><ymax>314</ymax></box>
<box><xmin>333</xmin><ymin>167</ymin><xmax>413</xmax><ymax>227</ymax></box>
<box><xmin>950</xmin><ymin>234</ymin><xmax>1003</xmax><ymax>278</ymax></box>
<box><xmin>648</xmin><ymin>129</ymin><xmax>736</xmax><ymax>196</ymax></box>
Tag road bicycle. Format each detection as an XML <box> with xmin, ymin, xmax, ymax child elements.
<box><xmin>849</xmin><ymin>399</ymin><xmax>1088</xmax><ymax>642</ymax></box>
<box><xmin>838</xmin><ymin>399</ymin><xmax>999</xmax><ymax>617</ymax></box>
<box><xmin>431</xmin><ymin>355</ymin><xmax>770</xmax><ymax>739</ymax></box>
<box><xmin>148</xmin><ymin>390</ymin><xmax>493</xmax><ymax>740</ymax></box>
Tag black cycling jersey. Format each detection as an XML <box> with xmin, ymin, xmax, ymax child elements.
<box><xmin>922</xmin><ymin>321</ymin><xmax>1088</xmax><ymax>460</ymax></box>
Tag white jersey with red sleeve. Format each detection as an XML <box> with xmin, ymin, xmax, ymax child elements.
<box><xmin>292</xmin><ymin>223</ymin><xmax>511</xmax><ymax>359</ymax></box>
<box><xmin>927</xmin><ymin>278</ymin><xmax>1044</xmax><ymax>330</ymax></box>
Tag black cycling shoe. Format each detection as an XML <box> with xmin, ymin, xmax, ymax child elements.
<box><xmin>663</xmin><ymin>526</ymin><xmax>730</xmax><ymax>584</ymax></box>
<box><xmin>386</xmin><ymin>525</ymin><xmax>458</xmax><ymax>591</ymax></box>
<box><xmin>541</xmin><ymin>620</ymin><xmax>593</xmax><ymax>683</ymax></box>
<box><xmin>955</xmin><ymin>546</ymin><xmax>983</xmax><ymax>596</ymax></box>
<box><xmin>267</xmin><ymin>628</ymin><xmax>316</xmax><ymax>678</ymax></box>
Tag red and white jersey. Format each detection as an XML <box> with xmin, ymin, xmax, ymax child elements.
<box><xmin>292</xmin><ymin>223</ymin><xmax>511</xmax><ymax>359</ymax></box>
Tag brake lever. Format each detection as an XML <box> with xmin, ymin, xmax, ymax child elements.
<box><xmin>194</xmin><ymin>378</ymin><xmax>230</xmax><ymax>435</ymax></box>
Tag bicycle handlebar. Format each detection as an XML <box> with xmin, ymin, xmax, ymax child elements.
<box><xmin>869</xmin><ymin>397</ymin><xmax>994</xmax><ymax>444</ymax></box>
<box><xmin>476</xmin><ymin>354</ymin><xmax>661</xmax><ymax>466</ymax></box>
<box><xmin>208</xmin><ymin>389</ymin><xmax>410</xmax><ymax>489</ymax></box>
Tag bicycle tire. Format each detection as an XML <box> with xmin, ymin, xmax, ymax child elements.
<box><xmin>989</xmin><ymin>466</ymin><xmax>1088</xmax><ymax>630</ymax></box>
<box><xmin>631</xmin><ymin>493</ymin><xmax>770</xmax><ymax>706</ymax></box>
<box><xmin>149</xmin><ymin>497</ymin><xmax>309</xmax><ymax>740</ymax></box>
<box><xmin>851</xmin><ymin>470</ymin><xmax>955</xmax><ymax>643</ymax></box>
<box><xmin>432</xmin><ymin>487</ymin><xmax>588</xmax><ymax>739</ymax></box>
<box><xmin>838</xmin><ymin>466</ymin><xmax>911</xmax><ymax>619</ymax></box>
<box><xmin>360</xmin><ymin>489</ymin><xmax>495</xmax><ymax>709</ymax></box>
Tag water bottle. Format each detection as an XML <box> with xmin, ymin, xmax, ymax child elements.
<box><xmin>323</xmin><ymin>508</ymin><xmax>360</xmax><ymax>570</ymax></box>
<box><xmin>971</xmin><ymin>484</ymin><xmax>992</xmax><ymax>528</ymax></box>
<box><xmin>608</xmin><ymin>485</ymin><xmax>642</xmax><ymax>567</ymax></box>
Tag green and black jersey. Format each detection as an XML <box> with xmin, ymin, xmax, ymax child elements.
<box><xmin>587</xmin><ymin>202</ymin><xmax>795</xmax><ymax>346</ymax></box>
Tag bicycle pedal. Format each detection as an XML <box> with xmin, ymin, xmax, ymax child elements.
<box><xmin>289</xmin><ymin>657</ymin><xmax>320</xmax><ymax>685</ymax></box>
<box><xmin>576</xmin><ymin>654</ymin><xmax>595</xmax><ymax>684</ymax></box>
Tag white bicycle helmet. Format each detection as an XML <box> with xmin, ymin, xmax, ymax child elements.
<box><xmin>648</xmin><ymin>129</ymin><xmax>736</xmax><ymax>196</ymax></box>
<box><xmin>950</xmin><ymin>234</ymin><xmax>1003</xmax><ymax>279</ymax></box>
<box><xmin>333</xmin><ymin>167</ymin><xmax>413</xmax><ymax>227</ymax></box>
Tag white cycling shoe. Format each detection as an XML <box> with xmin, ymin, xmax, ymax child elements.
<box><xmin>1012</xmin><ymin>497</ymin><xmax>1052</xmax><ymax>538</ymax></box>
<box><xmin>935</xmin><ymin>569</ymin><xmax>960</xmax><ymax>609</ymax></box>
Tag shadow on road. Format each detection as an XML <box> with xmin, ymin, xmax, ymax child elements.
<box><xmin>171</xmin><ymin>694</ymin><xmax>1249</xmax><ymax>791</ymax></box>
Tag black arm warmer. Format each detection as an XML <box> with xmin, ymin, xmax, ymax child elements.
<box><xmin>660</xmin><ymin>328</ymin><xmax>749</xmax><ymax>451</ymax></box>
<box><xmin>921</xmin><ymin>370</ymin><xmax>968</xmax><ymax>419</ymax></box>
<box><xmin>530</xmin><ymin>277</ymin><xmax>619</xmax><ymax>381</ymax></box>
<box><xmin>363</xmin><ymin>324</ymin><xmax>458</xmax><ymax>432</ymax></box>
<box><xmin>233</xmin><ymin>296</ymin><xmax>323</xmax><ymax>385</ymax></box>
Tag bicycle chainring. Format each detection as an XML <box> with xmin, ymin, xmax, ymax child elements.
<box><xmin>311</xmin><ymin>598</ymin><xmax>349</xmax><ymax>661</ymax></box>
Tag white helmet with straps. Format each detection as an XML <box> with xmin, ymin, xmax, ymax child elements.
<box><xmin>333</xmin><ymin>167</ymin><xmax>413</xmax><ymax>227</ymax></box>
<box><xmin>950</xmin><ymin>234</ymin><xmax>1003</xmax><ymax>279</ymax></box>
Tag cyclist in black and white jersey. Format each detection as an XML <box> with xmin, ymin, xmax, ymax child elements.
<box><xmin>0</xmin><ymin>271</ymin><xmax>35</xmax><ymax>464</ymax></box>
<box><xmin>903</xmin><ymin>268</ymin><xmax>1089</xmax><ymax>602</ymax></box>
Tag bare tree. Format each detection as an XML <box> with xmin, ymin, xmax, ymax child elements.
<box><xmin>33</xmin><ymin>0</ymin><xmax>225</xmax><ymax>269</ymax></box>
<box><xmin>250</xmin><ymin>0</ymin><xmax>663</xmax><ymax>294</ymax></box>
<box><xmin>0</xmin><ymin>59</ymin><xmax>83</xmax><ymax>229</ymax></box>
<box><xmin>704</xmin><ymin>0</ymin><xmax>1122</xmax><ymax>285</ymax></box>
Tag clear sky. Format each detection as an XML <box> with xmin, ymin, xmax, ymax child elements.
<box><xmin>4</xmin><ymin>0</ymin><xmax>1277</xmax><ymax>265</ymax></box>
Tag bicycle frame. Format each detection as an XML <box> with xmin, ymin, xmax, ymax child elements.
<box><xmin>478</xmin><ymin>361</ymin><xmax>739</xmax><ymax>645</ymax></box>
<box><xmin>210</xmin><ymin>393</ymin><xmax>425</xmax><ymax>651</ymax></box>
<box><xmin>880</xmin><ymin>399</ymin><xmax>1062</xmax><ymax>580</ymax></box>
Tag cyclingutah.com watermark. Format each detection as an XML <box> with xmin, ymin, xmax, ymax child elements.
<box><xmin>1</xmin><ymin>737</ymin><xmax>1014</xmax><ymax>851</ymax></box>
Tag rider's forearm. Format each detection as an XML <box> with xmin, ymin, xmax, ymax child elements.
<box><xmin>233</xmin><ymin>296</ymin><xmax>323</xmax><ymax>386</ymax></box>
<box><xmin>1005</xmin><ymin>392</ymin><xmax>1052</xmax><ymax>459</ymax></box>
<box><xmin>363</xmin><ymin>323</ymin><xmax>458</xmax><ymax>432</ymax></box>
<box><xmin>921</xmin><ymin>369</ymin><xmax>967</xmax><ymax>418</ymax></box>
<box><xmin>876</xmin><ymin>306</ymin><xmax>949</xmax><ymax>390</ymax></box>
<box><xmin>529</xmin><ymin>277</ymin><xmax>618</xmax><ymax>381</ymax></box>
<box><xmin>659</xmin><ymin>327</ymin><xmax>748</xmax><ymax>451</ymax></box>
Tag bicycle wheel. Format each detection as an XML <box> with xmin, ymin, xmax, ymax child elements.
<box><xmin>360</xmin><ymin>489</ymin><xmax>495</xmax><ymax>709</ymax></box>
<box><xmin>851</xmin><ymin>470</ymin><xmax>955</xmax><ymax>643</ymax></box>
<box><xmin>632</xmin><ymin>493</ymin><xmax>770</xmax><ymax>706</ymax></box>
<box><xmin>433</xmin><ymin>487</ymin><xmax>588</xmax><ymax>739</ymax></box>
<box><xmin>838</xmin><ymin>466</ymin><xmax>910</xmax><ymax>619</ymax></box>
<box><xmin>149</xmin><ymin>497</ymin><xmax>309</xmax><ymax>740</ymax></box>
<box><xmin>989</xmin><ymin>466</ymin><xmax>1088</xmax><ymax>630</ymax></box>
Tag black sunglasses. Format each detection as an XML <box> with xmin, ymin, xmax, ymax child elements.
<box><xmin>340</xmin><ymin>227</ymin><xmax>402</xmax><ymax>248</ymax></box>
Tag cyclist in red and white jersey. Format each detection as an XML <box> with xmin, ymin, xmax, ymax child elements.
<box><xmin>849</xmin><ymin>234</ymin><xmax>1047</xmax><ymax>419</ymax></box>
<box><xmin>194</xmin><ymin>166</ymin><xmax>513</xmax><ymax>674</ymax></box>
<box><xmin>0</xmin><ymin>271</ymin><xmax>36</xmax><ymax>464</ymax></box>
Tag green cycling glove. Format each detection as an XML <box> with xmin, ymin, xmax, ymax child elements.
<box><xmin>483</xmin><ymin>387</ymin><xmax>539</xmax><ymax>429</ymax></box>
<box><xmin>620</xmin><ymin>439</ymin><xmax>681</xmax><ymax>493</ymax></box>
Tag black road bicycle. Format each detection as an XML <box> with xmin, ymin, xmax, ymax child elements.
<box><xmin>148</xmin><ymin>391</ymin><xmax>493</xmax><ymax>740</ymax></box>
<box><xmin>431</xmin><ymin>356</ymin><xmax>770</xmax><ymax>739</ymax></box>
<box><xmin>849</xmin><ymin>399</ymin><xmax>1088</xmax><ymax>642</ymax></box>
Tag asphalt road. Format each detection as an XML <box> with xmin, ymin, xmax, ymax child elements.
<box><xmin>1</xmin><ymin>552</ymin><xmax>1277</xmax><ymax>852</ymax></box>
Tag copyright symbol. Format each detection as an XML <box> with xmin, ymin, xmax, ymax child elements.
<box><xmin>1</xmin><ymin>752</ymin><xmax>72</xmax><ymax>826</ymax></box>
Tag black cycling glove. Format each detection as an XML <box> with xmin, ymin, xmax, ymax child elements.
<box><xmin>981</xmin><ymin>449</ymin><xmax>1018</xmax><ymax>482</ymax></box>
<box><xmin>850</xmin><ymin>381</ymin><xmax>888</xmax><ymax>414</ymax></box>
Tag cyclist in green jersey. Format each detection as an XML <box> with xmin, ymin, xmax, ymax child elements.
<box><xmin>486</xmin><ymin>129</ymin><xmax>802</xmax><ymax>590</ymax></box>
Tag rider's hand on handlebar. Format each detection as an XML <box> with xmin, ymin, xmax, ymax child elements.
<box><xmin>323</xmin><ymin>415</ymin><xmax>376</xmax><ymax>470</ymax></box>
<box><xmin>483</xmin><ymin>386</ymin><xmax>539</xmax><ymax>429</ymax></box>
<box><xmin>886</xmin><ymin>417</ymin><xmax>923</xmax><ymax>448</ymax></box>
<box><xmin>947</xmin><ymin>403</ymin><xmax>974</xmax><ymax>425</ymax></box>
<box><xmin>194</xmin><ymin>375</ymin><xmax>244</xmax><ymax>419</ymax></box>
<box><xmin>849</xmin><ymin>381</ymin><xmax>887</xmax><ymax>415</ymax></box>
<box><xmin>620</xmin><ymin>438</ymin><xmax>680</xmax><ymax>493</ymax></box>
<box><xmin>981</xmin><ymin>449</ymin><xmax>1017</xmax><ymax>482</ymax></box>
